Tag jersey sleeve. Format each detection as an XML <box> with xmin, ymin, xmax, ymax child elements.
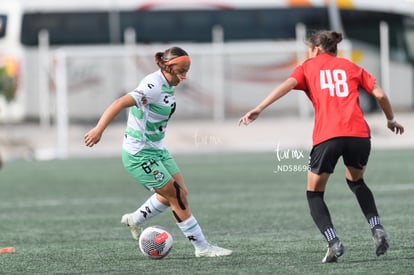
<box><xmin>289</xmin><ymin>65</ymin><xmax>308</xmax><ymax>91</ymax></box>
<box><xmin>359</xmin><ymin>67</ymin><xmax>376</xmax><ymax>94</ymax></box>
<box><xmin>128</xmin><ymin>75</ymin><xmax>161</xmax><ymax>107</ymax></box>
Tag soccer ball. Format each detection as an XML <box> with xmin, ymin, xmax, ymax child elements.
<box><xmin>138</xmin><ymin>226</ymin><xmax>173</xmax><ymax>259</ymax></box>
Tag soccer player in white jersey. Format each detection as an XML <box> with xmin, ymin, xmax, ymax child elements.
<box><xmin>84</xmin><ymin>47</ymin><xmax>232</xmax><ymax>258</ymax></box>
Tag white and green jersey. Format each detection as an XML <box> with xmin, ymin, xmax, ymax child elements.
<box><xmin>123</xmin><ymin>70</ymin><xmax>176</xmax><ymax>154</ymax></box>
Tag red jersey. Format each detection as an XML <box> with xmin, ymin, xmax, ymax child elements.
<box><xmin>290</xmin><ymin>53</ymin><xmax>376</xmax><ymax>146</ymax></box>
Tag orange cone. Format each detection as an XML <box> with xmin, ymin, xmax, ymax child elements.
<box><xmin>0</xmin><ymin>247</ymin><xmax>15</xmax><ymax>254</ymax></box>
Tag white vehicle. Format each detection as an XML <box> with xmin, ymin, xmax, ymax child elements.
<box><xmin>1</xmin><ymin>0</ymin><xmax>414</xmax><ymax>122</ymax></box>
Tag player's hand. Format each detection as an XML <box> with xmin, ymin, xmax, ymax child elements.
<box><xmin>238</xmin><ymin>108</ymin><xmax>262</xmax><ymax>126</ymax></box>
<box><xmin>84</xmin><ymin>127</ymin><xmax>103</xmax><ymax>147</ymax></box>
<box><xmin>387</xmin><ymin>121</ymin><xmax>404</xmax><ymax>135</ymax></box>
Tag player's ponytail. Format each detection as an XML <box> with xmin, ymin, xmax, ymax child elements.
<box><xmin>307</xmin><ymin>30</ymin><xmax>343</xmax><ymax>55</ymax></box>
<box><xmin>155</xmin><ymin>47</ymin><xmax>189</xmax><ymax>72</ymax></box>
<box><xmin>154</xmin><ymin>52</ymin><xmax>165</xmax><ymax>69</ymax></box>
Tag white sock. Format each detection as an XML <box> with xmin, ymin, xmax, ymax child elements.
<box><xmin>131</xmin><ymin>194</ymin><xmax>169</xmax><ymax>225</ymax></box>
<box><xmin>176</xmin><ymin>215</ymin><xmax>208</xmax><ymax>250</ymax></box>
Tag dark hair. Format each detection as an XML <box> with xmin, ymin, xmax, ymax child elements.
<box><xmin>306</xmin><ymin>30</ymin><xmax>343</xmax><ymax>55</ymax></box>
<box><xmin>155</xmin><ymin>47</ymin><xmax>189</xmax><ymax>70</ymax></box>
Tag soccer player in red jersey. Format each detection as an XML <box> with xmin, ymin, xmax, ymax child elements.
<box><xmin>239</xmin><ymin>30</ymin><xmax>404</xmax><ymax>263</ymax></box>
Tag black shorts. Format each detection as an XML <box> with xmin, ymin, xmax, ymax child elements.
<box><xmin>309</xmin><ymin>137</ymin><xmax>371</xmax><ymax>174</ymax></box>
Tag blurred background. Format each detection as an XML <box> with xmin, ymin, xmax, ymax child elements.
<box><xmin>0</xmin><ymin>0</ymin><xmax>413</xmax><ymax>161</ymax></box>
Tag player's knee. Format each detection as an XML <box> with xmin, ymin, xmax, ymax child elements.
<box><xmin>156</xmin><ymin>194</ymin><xmax>170</xmax><ymax>206</ymax></box>
<box><xmin>346</xmin><ymin>178</ymin><xmax>365</xmax><ymax>193</ymax></box>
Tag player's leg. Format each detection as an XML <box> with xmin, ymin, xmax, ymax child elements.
<box><xmin>144</xmin><ymin>150</ymin><xmax>232</xmax><ymax>257</ymax></box>
<box><xmin>307</xmin><ymin>139</ymin><xmax>344</xmax><ymax>263</ymax></box>
<box><xmin>155</xmin><ymin>153</ymin><xmax>232</xmax><ymax>257</ymax></box>
<box><xmin>343</xmin><ymin>137</ymin><xmax>389</xmax><ymax>256</ymax></box>
<box><xmin>307</xmin><ymin>171</ymin><xmax>344</xmax><ymax>263</ymax></box>
<box><xmin>121</xmin><ymin>193</ymin><xmax>170</xmax><ymax>240</ymax></box>
<box><xmin>120</xmin><ymin>150</ymin><xmax>171</xmax><ymax>240</ymax></box>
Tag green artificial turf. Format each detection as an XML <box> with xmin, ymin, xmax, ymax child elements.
<box><xmin>0</xmin><ymin>149</ymin><xmax>413</xmax><ymax>274</ymax></box>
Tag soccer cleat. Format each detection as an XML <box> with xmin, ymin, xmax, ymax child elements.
<box><xmin>373</xmin><ymin>227</ymin><xmax>389</xmax><ymax>256</ymax></box>
<box><xmin>322</xmin><ymin>240</ymin><xmax>345</xmax><ymax>263</ymax></box>
<box><xmin>120</xmin><ymin>213</ymin><xmax>142</xmax><ymax>241</ymax></box>
<box><xmin>195</xmin><ymin>244</ymin><xmax>233</xmax><ymax>258</ymax></box>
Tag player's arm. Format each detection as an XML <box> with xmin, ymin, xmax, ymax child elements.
<box><xmin>239</xmin><ymin>77</ymin><xmax>297</xmax><ymax>125</ymax></box>
<box><xmin>84</xmin><ymin>94</ymin><xmax>135</xmax><ymax>147</ymax></box>
<box><xmin>371</xmin><ymin>84</ymin><xmax>404</xmax><ymax>134</ymax></box>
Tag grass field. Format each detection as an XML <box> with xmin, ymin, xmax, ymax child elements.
<box><xmin>0</xmin><ymin>149</ymin><xmax>413</xmax><ymax>274</ymax></box>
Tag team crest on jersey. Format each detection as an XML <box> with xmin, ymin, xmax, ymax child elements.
<box><xmin>153</xmin><ymin>170</ymin><xmax>165</xmax><ymax>181</ymax></box>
